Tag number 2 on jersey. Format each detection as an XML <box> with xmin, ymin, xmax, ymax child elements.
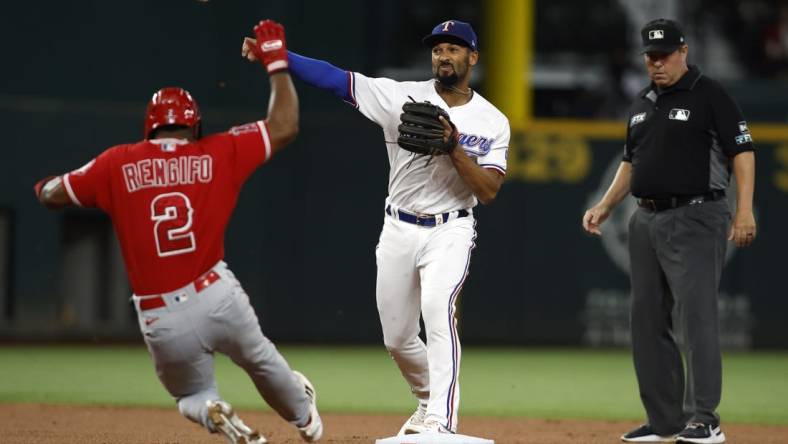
<box><xmin>151</xmin><ymin>192</ymin><xmax>196</xmax><ymax>257</ymax></box>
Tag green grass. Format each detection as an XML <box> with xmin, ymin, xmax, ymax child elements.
<box><xmin>0</xmin><ymin>346</ymin><xmax>785</xmax><ymax>424</ymax></box>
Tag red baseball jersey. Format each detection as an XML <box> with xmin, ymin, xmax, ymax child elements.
<box><xmin>63</xmin><ymin>121</ymin><xmax>272</xmax><ymax>295</ymax></box>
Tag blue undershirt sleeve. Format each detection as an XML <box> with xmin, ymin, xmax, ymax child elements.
<box><xmin>287</xmin><ymin>51</ymin><xmax>353</xmax><ymax>104</ymax></box>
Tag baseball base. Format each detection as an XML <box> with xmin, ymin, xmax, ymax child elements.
<box><xmin>375</xmin><ymin>434</ymin><xmax>494</xmax><ymax>444</ymax></box>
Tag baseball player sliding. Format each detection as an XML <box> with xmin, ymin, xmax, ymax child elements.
<box><xmin>244</xmin><ymin>19</ymin><xmax>510</xmax><ymax>435</ymax></box>
<box><xmin>34</xmin><ymin>20</ymin><xmax>322</xmax><ymax>444</ymax></box>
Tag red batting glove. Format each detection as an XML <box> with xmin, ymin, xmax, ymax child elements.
<box><xmin>34</xmin><ymin>175</ymin><xmax>57</xmax><ymax>200</ymax></box>
<box><xmin>251</xmin><ymin>20</ymin><xmax>288</xmax><ymax>74</ymax></box>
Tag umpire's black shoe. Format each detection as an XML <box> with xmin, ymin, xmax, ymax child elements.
<box><xmin>675</xmin><ymin>422</ymin><xmax>726</xmax><ymax>443</ymax></box>
<box><xmin>621</xmin><ymin>424</ymin><xmax>678</xmax><ymax>442</ymax></box>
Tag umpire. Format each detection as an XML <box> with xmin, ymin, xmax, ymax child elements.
<box><xmin>583</xmin><ymin>19</ymin><xmax>756</xmax><ymax>444</ymax></box>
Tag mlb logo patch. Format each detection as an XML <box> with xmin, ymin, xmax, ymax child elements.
<box><xmin>630</xmin><ymin>112</ymin><xmax>646</xmax><ymax>127</ymax></box>
<box><xmin>735</xmin><ymin>134</ymin><xmax>753</xmax><ymax>145</ymax></box>
<box><xmin>669</xmin><ymin>108</ymin><xmax>691</xmax><ymax>121</ymax></box>
<box><xmin>161</xmin><ymin>142</ymin><xmax>177</xmax><ymax>152</ymax></box>
<box><xmin>649</xmin><ymin>30</ymin><xmax>665</xmax><ymax>40</ymax></box>
<box><xmin>738</xmin><ymin>121</ymin><xmax>750</xmax><ymax>133</ymax></box>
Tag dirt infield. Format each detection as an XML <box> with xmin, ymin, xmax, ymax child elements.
<box><xmin>1</xmin><ymin>404</ymin><xmax>787</xmax><ymax>443</ymax></box>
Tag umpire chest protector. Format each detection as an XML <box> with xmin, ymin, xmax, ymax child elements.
<box><xmin>624</xmin><ymin>65</ymin><xmax>753</xmax><ymax>199</ymax></box>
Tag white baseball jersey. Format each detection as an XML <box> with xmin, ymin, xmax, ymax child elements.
<box><xmin>349</xmin><ymin>73</ymin><xmax>510</xmax><ymax>214</ymax></box>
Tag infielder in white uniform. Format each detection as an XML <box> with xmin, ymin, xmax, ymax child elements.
<box><xmin>244</xmin><ymin>19</ymin><xmax>510</xmax><ymax>435</ymax></box>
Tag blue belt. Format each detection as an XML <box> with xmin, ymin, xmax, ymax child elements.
<box><xmin>386</xmin><ymin>205</ymin><xmax>469</xmax><ymax>227</ymax></box>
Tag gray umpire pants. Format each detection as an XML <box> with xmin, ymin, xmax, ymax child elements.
<box><xmin>628</xmin><ymin>198</ymin><xmax>731</xmax><ymax>434</ymax></box>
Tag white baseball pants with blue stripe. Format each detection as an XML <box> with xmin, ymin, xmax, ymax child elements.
<box><xmin>375</xmin><ymin>212</ymin><xmax>476</xmax><ymax>432</ymax></box>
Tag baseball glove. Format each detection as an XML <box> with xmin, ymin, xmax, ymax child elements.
<box><xmin>397</xmin><ymin>100</ymin><xmax>458</xmax><ymax>160</ymax></box>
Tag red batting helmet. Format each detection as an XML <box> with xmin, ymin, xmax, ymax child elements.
<box><xmin>144</xmin><ymin>87</ymin><xmax>202</xmax><ymax>139</ymax></box>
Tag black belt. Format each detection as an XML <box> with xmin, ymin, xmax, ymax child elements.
<box><xmin>386</xmin><ymin>205</ymin><xmax>469</xmax><ymax>227</ymax></box>
<box><xmin>637</xmin><ymin>190</ymin><xmax>725</xmax><ymax>212</ymax></box>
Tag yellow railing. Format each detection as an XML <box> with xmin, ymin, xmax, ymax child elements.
<box><xmin>523</xmin><ymin>119</ymin><xmax>788</xmax><ymax>142</ymax></box>
<box><xmin>507</xmin><ymin>120</ymin><xmax>788</xmax><ymax>186</ymax></box>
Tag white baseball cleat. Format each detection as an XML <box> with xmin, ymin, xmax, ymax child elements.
<box><xmin>293</xmin><ymin>370</ymin><xmax>323</xmax><ymax>442</ymax></box>
<box><xmin>397</xmin><ymin>403</ymin><xmax>429</xmax><ymax>435</ymax></box>
<box><xmin>207</xmin><ymin>400</ymin><xmax>268</xmax><ymax>444</ymax></box>
<box><xmin>421</xmin><ymin>419</ymin><xmax>454</xmax><ymax>434</ymax></box>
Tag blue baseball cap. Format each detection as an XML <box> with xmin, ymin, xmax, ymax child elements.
<box><xmin>422</xmin><ymin>20</ymin><xmax>478</xmax><ymax>51</ymax></box>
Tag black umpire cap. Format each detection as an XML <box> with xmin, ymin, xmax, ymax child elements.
<box><xmin>641</xmin><ymin>19</ymin><xmax>686</xmax><ymax>53</ymax></box>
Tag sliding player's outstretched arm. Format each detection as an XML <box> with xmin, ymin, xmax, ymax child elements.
<box><xmin>247</xmin><ymin>20</ymin><xmax>299</xmax><ymax>153</ymax></box>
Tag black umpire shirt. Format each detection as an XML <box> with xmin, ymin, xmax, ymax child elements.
<box><xmin>623</xmin><ymin>65</ymin><xmax>755</xmax><ymax>199</ymax></box>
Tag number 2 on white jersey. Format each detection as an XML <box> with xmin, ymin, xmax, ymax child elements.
<box><xmin>151</xmin><ymin>192</ymin><xmax>196</xmax><ymax>257</ymax></box>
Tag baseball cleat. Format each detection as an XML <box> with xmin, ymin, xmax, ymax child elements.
<box><xmin>397</xmin><ymin>403</ymin><xmax>428</xmax><ymax>435</ymax></box>
<box><xmin>207</xmin><ymin>400</ymin><xmax>268</xmax><ymax>444</ymax></box>
<box><xmin>421</xmin><ymin>419</ymin><xmax>454</xmax><ymax>434</ymax></box>
<box><xmin>621</xmin><ymin>423</ymin><xmax>677</xmax><ymax>442</ymax></box>
<box><xmin>293</xmin><ymin>370</ymin><xmax>323</xmax><ymax>442</ymax></box>
<box><xmin>675</xmin><ymin>423</ymin><xmax>725</xmax><ymax>443</ymax></box>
